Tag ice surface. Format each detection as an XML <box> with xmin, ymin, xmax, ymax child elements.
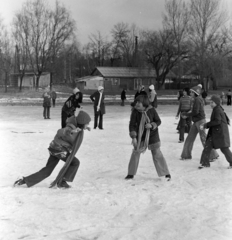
<box><xmin>0</xmin><ymin>104</ymin><xmax>232</xmax><ymax>240</ymax></box>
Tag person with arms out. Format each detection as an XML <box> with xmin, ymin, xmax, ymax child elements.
<box><xmin>198</xmin><ymin>95</ymin><xmax>232</xmax><ymax>169</ymax></box>
<box><xmin>176</xmin><ymin>88</ymin><xmax>192</xmax><ymax>143</ymax></box>
<box><xmin>125</xmin><ymin>95</ymin><xmax>171</xmax><ymax>181</ymax></box>
<box><xmin>61</xmin><ymin>87</ymin><xmax>83</xmax><ymax>128</ymax></box>
<box><xmin>148</xmin><ymin>84</ymin><xmax>157</xmax><ymax>108</ymax></box>
<box><xmin>90</xmin><ymin>86</ymin><xmax>105</xmax><ymax>130</ymax></box>
<box><xmin>14</xmin><ymin>111</ymin><xmax>91</xmax><ymax>189</ymax></box>
<box><xmin>180</xmin><ymin>86</ymin><xmax>219</xmax><ymax>161</ymax></box>
<box><xmin>121</xmin><ymin>88</ymin><xmax>127</xmax><ymax>106</ymax></box>
<box><xmin>42</xmin><ymin>88</ymin><xmax>51</xmax><ymax>119</ymax></box>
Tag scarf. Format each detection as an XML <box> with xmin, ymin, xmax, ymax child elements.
<box><xmin>134</xmin><ymin>106</ymin><xmax>152</xmax><ymax>154</ymax></box>
<box><xmin>97</xmin><ymin>92</ymin><xmax>103</xmax><ymax>111</ymax></box>
<box><xmin>50</xmin><ymin>130</ymin><xmax>84</xmax><ymax>188</ymax></box>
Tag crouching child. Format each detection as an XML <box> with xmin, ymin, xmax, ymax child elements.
<box><xmin>125</xmin><ymin>95</ymin><xmax>171</xmax><ymax>181</ymax></box>
<box><xmin>14</xmin><ymin>110</ymin><xmax>91</xmax><ymax>189</ymax></box>
<box><xmin>199</xmin><ymin>95</ymin><xmax>232</xmax><ymax>169</ymax></box>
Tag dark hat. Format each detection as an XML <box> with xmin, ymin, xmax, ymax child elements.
<box><xmin>190</xmin><ymin>86</ymin><xmax>201</xmax><ymax>95</ymax></box>
<box><xmin>76</xmin><ymin>111</ymin><xmax>91</xmax><ymax>125</ymax></box>
<box><xmin>210</xmin><ymin>95</ymin><xmax>221</xmax><ymax>106</ymax></box>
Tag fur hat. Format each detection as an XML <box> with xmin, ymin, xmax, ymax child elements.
<box><xmin>197</xmin><ymin>84</ymin><xmax>202</xmax><ymax>88</ymax></box>
<box><xmin>73</xmin><ymin>87</ymin><xmax>80</xmax><ymax>94</ymax></box>
<box><xmin>76</xmin><ymin>111</ymin><xmax>91</xmax><ymax>125</ymax></box>
<box><xmin>149</xmin><ymin>84</ymin><xmax>155</xmax><ymax>90</ymax></box>
<box><xmin>190</xmin><ymin>86</ymin><xmax>201</xmax><ymax>96</ymax></box>
<box><xmin>211</xmin><ymin>95</ymin><xmax>221</xmax><ymax>106</ymax></box>
<box><xmin>98</xmin><ymin>86</ymin><xmax>104</xmax><ymax>91</ymax></box>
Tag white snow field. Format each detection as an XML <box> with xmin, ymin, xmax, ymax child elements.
<box><xmin>0</xmin><ymin>104</ymin><xmax>232</xmax><ymax>240</ymax></box>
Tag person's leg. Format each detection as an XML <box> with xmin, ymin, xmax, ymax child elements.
<box><xmin>199</xmin><ymin>137</ymin><xmax>213</xmax><ymax>167</ymax></box>
<box><xmin>47</xmin><ymin>107</ymin><xmax>50</xmax><ymax>119</ymax></box>
<box><xmin>63</xmin><ymin>157</ymin><xmax>80</xmax><ymax>182</ymax></box>
<box><xmin>43</xmin><ymin>107</ymin><xmax>46</xmax><ymax>119</ymax></box>
<box><xmin>99</xmin><ymin>113</ymin><xmax>103</xmax><ymax>129</ymax></box>
<box><xmin>24</xmin><ymin>155</ymin><xmax>60</xmax><ymax>187</ymax></box>
<box><xmin>179</xmin><ymin>117</ymin><xmax>186</xmax><ymax>142</ymax></box>
<box><xmin>151</xmin><ymin>148</ymin><xmax>170</xmax><ymax>177</ymax></box>
<box><xmin>180</xmin><ymin>123</ymin><xmax>198</xmax><ymax>159</ymax></box>
<box><xmin>220</xmin><ymin>148</ymin><xmax>232</xmax><ymax>166</ymax></box>
<box><xmin>94</xmin><ymin>113</ymin><xmax>99</xmax><ymax>129</ymax></box>
<box><xmin>127</xmin><ymin>150</ymin><xmax>141</xmax><ymax>176</ymax></box>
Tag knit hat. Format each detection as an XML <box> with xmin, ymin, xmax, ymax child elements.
<box><xmin>98</xmin><ymin>86</ymin><xmax>104</xmax><ymax>91</ymax></box>
<box><xmin>73</xmin><ymin>87</ymin><xmax>80</xmax><ymax>94</ymax></box>
<box><xmin>149</xmin><ymin>84</ymin><xmax>155</xmax><ymax>90</ymax></box>
<box><xmin>76</xmin><ymin>110</ymin><xmax>91</xmax><ymax>125</ymax></box>
<box><xmin>211</xmin><ymin>95</ymin><xmax>221</xmax><ymax>106</ymax></box>
<box><xmin>197</xmin><ymin>84</ymin><xmax>202</xmax><ymax>88</ymax></box>
<box><xmin>190</xmin><ymin>86</ymin><xmax>201</xmax><ymax>96</ymax></box>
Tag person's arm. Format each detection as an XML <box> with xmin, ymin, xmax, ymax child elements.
<box><xmin>90</xmin><ymin>92</ymin><xmax>95</xmax><ymax>102</ymax></box>
<box><xmin>176</xmin><ymin>99</ymin><xmax>182</xmax><ymax>117</ymax></box>
<box><xmin>204</xmin><ymin>109</ymin><xmax>221</xmax><ymax>129</ymax></box>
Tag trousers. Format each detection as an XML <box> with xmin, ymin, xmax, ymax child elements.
<box><xmin>24</xmin><ymin>154</ymin><xmax>80</xmax><ymax>187</ymax></box>
<box><xmin>181</xmin><ymin>119</ymin><xmax>219</xmax><ymax>160</ymax></box>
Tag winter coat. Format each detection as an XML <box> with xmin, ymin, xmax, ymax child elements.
<box><xmin>129</xmin><ymin>106</ymin><xmax>161</xmax><ymax>146</ymax></box>
<box><xmin>43</xmin><ymin>92</ymin><xmax>51</xmax><ymax>107</ymax></box>
<box><xmin>134</xmin><ymin>90</ymin><xmax>147</xmax><ymax>100</ymax></box>
<box><xmin>62</xmin><ymin>93</ymin><xmax>82</xmax><ymax>116</ymax></box>
<box><xmin>121</xmin><ymin>90</ymin><xmax>126</xmax><ymax>100</ymax></box>
<box><xmin>90</xmin><ymin>91</ymin><xmax>105</xmax><ymax>114</ymax></box>
<box><xmin>49</xmin><ymin>116</ymin><xmax>81</xmax><ymax>159</ymax></box>
<box><xmin>51</xmin><ymin>91</ymin><xmax>57</xmax><ymax>99</ymax></box>
<box><xmin>186</xmin><ymin>96</ymin><xmax>205</xmax><ymax>123</ymax></box>
<box><xmin>204</xmin><ymin>105</ymin><xmax>230</xmax><ymax>149</ymax></box>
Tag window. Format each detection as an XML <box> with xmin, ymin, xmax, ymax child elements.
<box><xmin>111</xmin><ymin>78</ymin><xmax>120</xmax><ymax>85</ymax></box>
<box><xmin>134</xmin><ymin>78</ymin><xmax>142</xmax><ymax>90</ymax></box>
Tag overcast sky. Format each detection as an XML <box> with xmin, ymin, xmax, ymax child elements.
<box><xmin>0</xmin><ymin>0</ymin><xmax>231</xmax><ymax>46</ymax></box>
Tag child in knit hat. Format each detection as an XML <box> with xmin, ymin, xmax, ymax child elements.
<box><xmin>14</xmin><ymin>110</ymin><xmax>91</xmax><ymax>189</ymax></box>
<box><xmin>198</xmin><ymin>95</ymin><xmax>232</xmax><ymax>169</ymax></box>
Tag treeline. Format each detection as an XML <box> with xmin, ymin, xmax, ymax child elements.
<box><xmin>0</xmin><ymin>0</ymin><xmax>232</xmax><ymax>91</ymax></box>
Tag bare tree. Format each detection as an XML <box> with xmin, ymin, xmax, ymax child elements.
<box><xmin>13</xmin><ymin>0</ymin><xmax>76</xmax><ymax>89</ymax></box>
<box><xmin>163</xmin><ymin>0</ymin><xmax>190</xmax><ymax>83</ymax></box>
<box><xmin>189</xmin><ymin>0</ymin><xmax>227</xmax><ymax>88</ymax></box>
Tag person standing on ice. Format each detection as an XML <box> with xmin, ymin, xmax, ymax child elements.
<box><xmin>61</xmin><ymin>87</ymin><xmax>83</xmax><ymax>128</ymax></box>
<box><xmin>90</xmin><ymin>86</ymin><xmax>105</xmax><ymax>130</ymax></box>
<box><xmin>14</xmin><ymin>111</ymin><xmax>91</xmax><ymax>189</ymax></box>
<box><xmin>180</xmin><ymin>86</ymin><xmax>219</xmax><ymax>160</ymax></box>
<box><xmin>148</xmin><ymin>84</ymin><xmax>157</xmax><ymax>108</ymax></box>
<box><xmin>125</xmin><ymin>95</ymin><xmax>171</xmax><ymax>181</ymax></box>
<box><xmin>42</xmin><ymin>87</ymin><xmax>51</xmax><ymax>119</ymax></box>
<box><xmin>198</xmin><ymin>95</ymin><xmax>232</xmax><ymax>169</ymax></box>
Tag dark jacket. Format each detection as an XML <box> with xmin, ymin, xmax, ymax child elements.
<box><xmin>62</xmin><ymin>93</ymin><xmax>82</xmax><ymax>116</ymax></box>
<box><xmin>186</xmin><ymin>96</ymin><xmax>205</xmax><ymax>122</ymax></box>
<box><xmin>205</xmin><ymin>105</ymin><xmax>230</xmax><ymax>149</ymax></box>
<box><xmin>43</xmin><ymin>92</ymin><xmax>51</xmax><ymax>107</ymax></box>
<box><xmin>134</xmin><ymin>90</ymin><xmax>147</xmax><ymax>100</ymax></box>
<box><xmin>121</xmin><ymin>90</ymin><xmax>126</xmax><ymax>100</ymax></box>
<box><xmin>129</xmin><ymin>106</ymin><xmax>161</xmax><ymax>145</ymax></box>
<box><xmin>90</xmin><ymin>91</ymin><xmax>105</xmax><ymax>114</ymax></box>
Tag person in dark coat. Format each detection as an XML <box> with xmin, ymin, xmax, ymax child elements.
<box><xmin>14</xmin><ymin>111</ymin><xmax>91</xmax><ymax>188</ymax></box>
<box><xmin>121</xmin><ymin>89</ymin><xmax>127</xmax><ymax>106</ymax></box>
<box><xmin>125</xmin><ymin>95</ymin><xmax>171</xmax><ymax>181</ymax></box>
<box><xmin>131</xmin><ymin>85</ymin><xmax>147</xmax><ymax>107</ymax></box>
<box><xmin>61</xmin><ymin>87</ymin><xmax>83</xmax><ymax>128</ymax></box>
<box><xmin>90</xmin><ymin>86</ymin><xmax>105</xmax><ymax>130</ymax></box>
<box><xmin>226</xmin><ymin>89</ymin><xmax>231</xmax><ymax>106</ymax></box>
<box><xmin>199</xmin><ymin>95</ymin><xmax>232</xmax><ymax>169</ymax></box>
<box><xmin>51</xmin><ymin>90</ymin><xmax>57</xmax><ymax>107</ymax></box>
<box><xmin>42</xmin><ymin>88</ymin><xmax>51</xmax><ymax>119</ymax></box>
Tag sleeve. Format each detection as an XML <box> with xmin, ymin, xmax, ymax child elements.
<box><xmin>129</xmin><ymin>110</ymin><xmax>138</xmax><ymax>139</ymax></box>
<box><xmin>150</xmin><ymin>108</ymin><xmax>161</xmax><ymax>129</ymax></box>
<box><xmin>176</xmin><ymin>99</ymin><xmax>182</xmax><ymax>116</ymax></box>
<box><xmin>186</xmin><ymin>98</ymin><xmax>200</xmax><ymax>117</ymax></box>
<box><xmin>206</xmin><ymin>109</ymin><xmax>221</xmax><ymax>128</ymax></box>
<box><xmin>90</xmin><ymin>92</ymin><xmax>95</xmax><ymax>102</ymax></box>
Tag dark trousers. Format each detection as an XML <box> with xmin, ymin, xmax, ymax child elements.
<box><xmin>94</xmin><ymin>112</ymin><xmax>103</xmax><ymax>129</ymax></box>
<box><xmin>43</xmin><ymin>107</ymin><xmax>50</xmax><ymax>119</ymax></box>
<box><xmin>24</xmin><ymin>154</ymin><xmax>80</xmax><ymax>187</ymax></box>
<box><xmin>227</xmin><ymin>96</ymin><xmax>231</xmax><ymax>105</ymax></box>
<box><xmin>52</xmin><ymin>99</ymin><xmax>56</xmax><ymax>107</ymax></box>
<box><xmin>200</xmin><ymin>137</ymin><xmax>232</xmax><ymax>166</ymax></box>
<box><xmin>61</xmin><ymin>111</ymin><xmax>69</xmax><ymax>128</ymax></box>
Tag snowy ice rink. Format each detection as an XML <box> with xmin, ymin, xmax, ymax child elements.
<box><xmin>0</xmin><ymin>104</ymin><xmax>232</xmax><ymax>240</ymax></box>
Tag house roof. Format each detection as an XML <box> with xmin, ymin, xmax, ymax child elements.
<box><xmin>91</xmin><ymin>67</ymin><xmax>156</xmax><ymax>78</ymax></box>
